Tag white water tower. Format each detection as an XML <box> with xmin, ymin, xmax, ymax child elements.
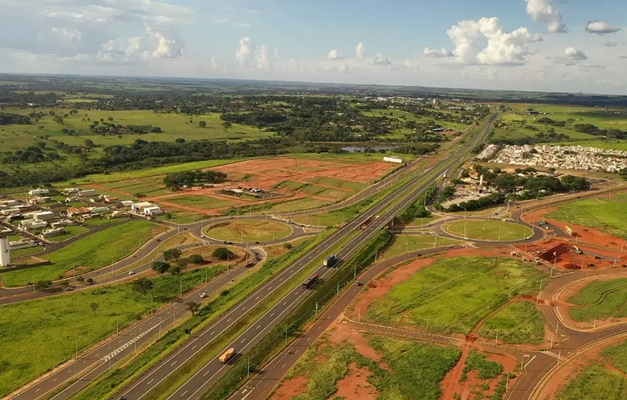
<box><xmin>0</xmin><ymin>236</ymin><xmax>10</xmax><ymax>267</ymax></box>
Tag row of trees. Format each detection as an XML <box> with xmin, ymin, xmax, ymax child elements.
<box><xmin>163</xmin><ymin>170</ymin><xmax>228</xmax><ymax>190</ymax></box>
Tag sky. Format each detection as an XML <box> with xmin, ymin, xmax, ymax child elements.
<box><xmin>0</xmin><ymin>0</ymin><xmax>626</xmax><ymax>94</ymax></box>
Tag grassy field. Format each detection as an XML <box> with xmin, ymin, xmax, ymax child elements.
<box><xmin>163</xmin><ymin>194</ymin><xmax>234</xmax><ymax>210</ymax></box>
<box><xmin>444</xmin><ymin>219</ymin><xmax>533</xmax><ymax>241</ymax></box>
<box><xmin>205</xmin><ymin>220</ymin><xmax>292</xmax><ymax>242</ymax></box>
<box><xmin>547</xmin><ymin>139</ymin><xmax>627</xmax><ymax>151</ymax></box>
<box><xmin>0</xmin><ymin>268</ymin><xmax>224</xmax><ymax>398</ymax></box>
<box><xmin>567</xmin><ymin>278</ymin><xmax>627</xmax><ymax>322</ymax></box>
<box><xmin>381</xmin><ymin>234</ymin><xmax>461</xmax><ymax>259</ymax></box>
<box><xmin>479</xmin><ymin>301</ymin><xmax>545</xmax><ymax>344</ymax></box>
<box><xmin>366</xmin><ymin>257</ymin><xmax>546</xmax><ymax>334</ymax></box>
<box><xmin>11</xmin><ymin>246</ymin><xmax>44</xmax><ymax>259</ymax></box>
<box><xmin>281</xmin><ymin>332</ymin><xmax>460</xmax><ymax>400</ymax></box>
<box><xmin>557</xmin><ymin>364</ymin><xmax>627</xmax><ymax>400</ymax></box>
<box><xmin>602</xmin><ymin>340</ymin><xmax>627</xmax><ymax>374</ymax></box>
<box><xmin>46</xmin><ymin>225</ymin><xmax>89</xmax><ymax>242</ymax></box>
<box><xmin>547</xmin><ymin>193</ymin><xmax>627</xmax><ymax>239</ymax></box>
<box><xmin>99</xmin><ymin>176</ymin><xmax>170</xmax><ymax>198</ymax></box>
<box><xmin>267</xmin><ymin>197</ymin><xmax>331</xmax><ymax>214</ymax></box>
<box><xmin>361</xmin><ymin>108</ymin><xmax>468</xmax><ymax>132</ymax></box>
<box><xmin>0</xmin><ymin>220</ymin><xmax>159</xmax><ymax>286</ymax></box>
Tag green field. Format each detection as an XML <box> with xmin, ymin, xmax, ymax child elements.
<box><xmin>567</xmin><ymin>278</ymin><xmax>627</xmax><ymax>322</ymax></box>
<box><xmin>602</xmin><ymin>340</ymin><xmax>627</xmax><ymax>374</ymax></box>
<box><xmin>205</xmin><ymin>220</ymin><xmax>292</xmax><ymax>242</ymax></box>
<box><xmin>366</xmin><ymin>257</ymin><xmax>546</xmax><ymax>334</ymax></box>
<box><xmin>547</xmin><ymin>139</ymin><xmax>627</xmax><ymax>151</ymax></box>
<box><xmin>557</xmin><ymin>364</ymin><xmax>627</xmax><ymax>400</ymax></box>
<box><xmin>11</xmin><ymin>246</ymin><xmax>43</xmax><ymax>259</ymax></box>
<box><xmin>46</xmin><ymin>225</ymin><xmax>89</xmax><ymax>242</ymax></box>
<box><xmin>547</xmin><ymin>193</ymin><xmax>627</xmax><ymax>239</ymax></box>
<box><xmin>479</xmin><ymin>301</ymin><xmax>545</xmax><ymax>344</ymax></box>
<box><xmin>0</xmin><ymin>268</ymin><xmax>224</xmax><ymax>397</ymax></box>
<box><xmin>281</xmin><ymin>332</ymin><xmax>460</xmax><ymax>400</ymax></box>
<box><xmin>381</xmin><ymin>234</ymin><xmax>461</xmax><ymax>259</ymax></box>
<box><xmin>444</xmin><ymin>219</ymin><xmax>533</xmax><ymax>241</ymax></box>
<box><xmin>0</xmin><ymin>220</ymin><xmax>158</xmax><ymax>286</ymax></box>
<box><xmin>99</xmin><ymin>176</ymin><xmax>170</xmax><ymax>198</ymax></box>
<box><xmin>305</xmin><ymin>176</ymin><xmax>366</xmax><ymax>192</ymax></box>
<box><xmin>267</xmin><ymin>197</ymin><xmax>331</xmax><ymax>214</ymax></box>
<box><xmin>164</xmin><ymin>194</ymin><xmax>234</xmax><ymax>210</ymax></box>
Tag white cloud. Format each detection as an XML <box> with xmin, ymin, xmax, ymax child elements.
<box><xmin>423</xmin><ymin>47</ymin><xmax>453</xmax><ymax>57</ymax></box>
<box><xmin>601</xmin><ymin>40</ymin><xmax>618</xmax><ymax>47</ymax></box>
<box><xmin>256</xmin><ymin>45</ymin><xmax>269</xmax><ymax>69</ymax></box>
<box><xmin>355</xmin><ymin>42</ymin><xmax>365</xmax><ymax>59</ymax></box>
<box><xmin>327</xmin><ymin>49</ymin><xmax>342</xmax><ymax>60</ymax></box>
<box><xmin>525</xmin><ymin>0</ymin><xmax>566</xmax><ymax>33</ymax></box>
<box><xmin>235</xmin><ymin>36</ymin><xmax>252</xmax><ymax>65</ymax></box>
<box><xmin>96</xmin><ymin>26</ymin><xmax>184</xmax><ymax>61</ymax></box>
<box><xmin>585</xmin><ymin>20</ymin><xmax>622</xmax><ymax>35</ymax></box>
<box><xmin>564</xmin><ymin>47</ymin><xmax>587</xmax><ymax>60</ymax></box>
<box><xmin>372</xmin><ymin>53</ymin><xmax>391</xmax><ymax>66</ymax></box>
<box><xmin>147</xmin><ymin>27</ymin><xmax>184</xmax><ymax>59</ymax></box>
<box><xmin>445</xmin><ymin>17</ymin><xmax>542</xmax><ymax>65</ymax></box>
<box><xmin>273</xmin><ymin>48</ymin><xmax>279</xmax><ymax>58</ymax></box>
<box><xmin>232</xmin><ymin>22</ymin><xmax>251</xmax><ymax>28</ymax></box>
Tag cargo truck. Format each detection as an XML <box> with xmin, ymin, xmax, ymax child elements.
<box><xmin>323</xmin><ymin>255</ymin><xmax>337</xmax><ymax>267</ymax></box>
<box><xmin>302</xmin><ymin>274</ymin><xmax>319</xmax><ymax>289</ymax></box>
<box><xmin>219</xmin><ymin>347</ymin><xmax>236</xmax><ymax>363</ymax></box>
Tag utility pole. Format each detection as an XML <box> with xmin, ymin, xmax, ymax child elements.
<box><xmin>74</xmin><ymin>333</ymin><xmax>78</xmax><ymax>380</ymax></box>
<box><xmin>315</xmin><ymin>302</ymin><xmax>319</xmax><ymax>319</ymax></box>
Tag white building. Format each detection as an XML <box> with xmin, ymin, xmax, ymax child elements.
<box><xmin>131</xmin><ymin>201</ymin><xmax>156</xmax><ymax>213</ymax></box>
<box><xmin>19</xmin><ymin>220</ymin><xmax>48</xmax><ymax>230</ymax></box>
<box><xmin>28</xmin><ymin>188</ymin><xmax>49</xmax><ymax>196</ymax></box>
<box><xmin>383</xmin><ymin>156</ymin><xmax>404</xmax><ymax>164</ymax></box>
<box><xmin>121</xmin><ymin>200</ymin><xmax>134</xmax><ymax>207</ymax></box>
<box><xmin>88</xmin><ymin>206</ymin><xmax>110</xmax><ymax>214</ymax></box>
<box><xmin>40</xmin><ymin>228</ymin><xmax>65</xmax><ymax>238</ymax></box>
<box><xmin>143</xmin><ymin>206</ymin><xmax>163</xmax><ymax>216</ymax></box>
<box><xmin>0</xmin><ymin>236</ymin><xmax>10</xmax><ymax>267</ymax></box>
<box><xmin>33</xmin><ymin>211</ymin><xmax>56</xmax><ymax>221</ymax></box>
<box><xmin>77</xmin><ymin>189</ymin><xmax>97</xmax><ymax>197</ymax></box>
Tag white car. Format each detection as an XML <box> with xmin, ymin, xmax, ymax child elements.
<box><xmin>200</xmin><ymin>292</ymin><xmax>208</xmax><ymax>298</ymax></box>
<box><xmin>128</xmin><ymin>271</ymin><xmax>136</xmax><ymax>275</ymax></box>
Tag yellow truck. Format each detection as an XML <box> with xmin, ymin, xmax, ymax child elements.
<box><xmin>219</xmin><ymin>348</ymin><xmax>236</xmax><ymax>363</ymax></box>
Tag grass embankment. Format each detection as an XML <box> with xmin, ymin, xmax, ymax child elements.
<box><xmin>547</xmin><ymin>193</ymin><xmax>627</xmax><ymax>239</ymax></box>
<box><xmin>567</xmin><ymin>278</ymin><xmax>627</xmax><ymax>322</ymax></box>
<box><xmin>71</xmin><ymin>234</ymin><xmax>328</xmax><ymax>400</ymax></box>
<box><xmin>205</xmin><ymin>220</ymin><xmax>292</xmax><ymax>242</ymax></box>
<box><xmin>0</xmin><ymin>220</ymin><xmax>159</xmax><ymax>286</ymax></box>
<box><xmin>367</xmin><ymin>257</ymin><xmax>546</xmax><ymax>334</ymax></box>
<box><xmin>479</xmin><ymin>301</ymin><xmax>545</xmax><ymax>344</ymax></box>
<box><xmin>276</xmin><ymin>333</ymin><xmax>460</xmax><ymax>400</ymax></box>
<box><xmin>557</xmin><ymin>339</ymin><xmax>627</xmax><ymax>399</ymax></box>
<box><xmin>444</xmin><ymin>219</ymin><xmax>533</xmax><ymax>241</ymax></box>
<box><xmin>381</xmin><ymin>234</ymin><xmax>461</xmax><ymax>259</ymax></box>
<box><xmin>0</xmin><ymin>267</ymin><xmax>228</xmax><ymax>398</ymax></box>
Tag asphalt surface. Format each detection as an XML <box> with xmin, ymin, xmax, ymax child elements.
<box><xmin>112</xmin><ymin>114</ymin><xmax>497</xmax><ymax>399</ymax></box>
<box><xmin>7</xmin><ymin>249</ymin><xmax>263</xmax><ymax>400</ymax></box>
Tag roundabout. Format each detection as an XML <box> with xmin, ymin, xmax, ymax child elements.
<box><xmin>443</xmin><ymin>218</ymin><xmax>533</xmax><ymax>242</ymax></box>
<box><xmin>203</xmin><ymin>219</ymin><xmax>293</xmax><ymax>243</ymax></box>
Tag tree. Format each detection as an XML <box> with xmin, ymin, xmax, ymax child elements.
<box><xmin>283</xmin><ymin>243</ymin><xmax>293</xmax><ymax>250</ymax></box>
<box><xmin>175</xmin><ymin>138</ymin><xmax>186</xmax><ymax>143</ymax></box>
<box><xmin>34</xmin><ymin>280</ymin><xmax>52</xmax><ymax>291</ymax></box>
<box><xmin>186</xmin><ymin>301</ymin><xmax>200</xmax><ymax>316</ymax></box>
<box><xmin>198</xmin><ymin>121</ymin><xmax>207</xmax><ymax>128</ymax></box>
<box><xmin>132</xmin><ymin>277</ymin><xmax>154</xmax><ymax>295</ymax></box>
<box><xmin>188</xmin><ymin>254</ymin><xmax>204</xmax><ymax>264</ymax></box>
<box><xmin>90</xmin><ymin>302</ymin><xmax>99</xmax><ymax>315</ymax></box>
<box><xmin>222</xmin><ymin>121</ymin><xmax>232</xmax><ymax>133</ymax></box>
<box><xmin>86</xmin><ymin>278</ymin><xmax>95</xmax><ymax>284</ymax></box>
<box><xmin>76</xmin><ymin>276</ymin><xmax>85</xmax><ymax>283</ymax></box>
<box><xmin>212</xmin><ymin>247</ymin><xmax>233</xmax><ymax>261</ymax></box>
<box><xmin>163</xmin><ymin>248</ymin><xmax>182</xmax><ymax>261</ymax></box>
<box><xmin>152</xmin><ymin>261</ymin><xmax>171</xmax><ymax>274</ymax></box>
<box><xmin>59</xmin><ymin>280</ymin><xmax>70</xmax><ymax>290</ymax></box>
<box><xmin>170</xmin><ymin>265</ymin><xmax>181</xmax><ymax>275</ymax></box>
<box><xmin>83</xmin><ymin>139</ymin><xmax>94</xmax><ymax>149</ymax></box>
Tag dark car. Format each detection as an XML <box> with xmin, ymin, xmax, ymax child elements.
<box><xmin>355</xmin><ymin>281</ymin><xmax>364</xmax><ymax>286</ymax></box>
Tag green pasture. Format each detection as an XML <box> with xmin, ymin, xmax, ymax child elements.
<box><xmin>547</xmin><ymin>193</ymin><xmax>627</xmax><ymax>239</ymax></box>
<box><xmin>0</xmin><ymin>220</ymin><xmax>158</xmax><ymax>286</ymax></box>
<box><xmin>0</xmin><ymin>267</ymin><xmax>223</xmax><ymax>398</ymax></box>
<box><xmin>557</xmin><ymin>364</ymin><xmax>627</xmax><ymax>400</ymax></box>
<box><xmin>479</xmin><ymin>301</ymin><xmax>545</xmax><ymax>344</ymax></box>
<box><xmin>509</xmin><ymin>103</ymin><xmax>627</xmax><ymax>130</ymax></box>
<box><xmin>381</xmin><ymin>234</ymin><xmax>460</xmax><ymax>259</ymax></box>
<box><xmin>366</xmin><ymin>257</ymin><xmax>546</xmax><ymax>334</ymax></box>
<box><xmin>443</xmin><ymin>219</ymin><xmax>533</xmax><ymax>241</ymax></box>
<box><xmin>205</xmin><ymin>220</ymin><xmax>292</xmax><ymax>243</ymax></box>
<box><xmin>567</xmin><ymin>278</ymin><xmax>627</xmax><ymax>322</ymax></box>
<box><xmin>46</xmin><ymin>225</ymin><xmax>89</xmax><ymax>242</ymax></box>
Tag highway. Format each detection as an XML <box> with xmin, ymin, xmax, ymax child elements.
<box><xmin>115</xmin><ymin>114</ymin><xmax>497</xmax><ymax>399</ymax></box>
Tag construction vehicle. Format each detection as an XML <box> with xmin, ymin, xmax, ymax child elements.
<box><xmin>302</xmin><ymin>274</ymin><xmax>319</xmax><ymax>289</ymax></box>
<box><xmin>323</xmin><ymin>255</ymin><xmax>337</xmax><ymax>268</ymax></box>
<box><xmin>219</xmin><ymin>348</ymin><xmax>236</xmax><ymax>363</ymax></box>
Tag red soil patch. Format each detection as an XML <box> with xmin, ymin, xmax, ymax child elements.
<box><xmin>327</xmin><ymin>324</ymin><xmax>386</xmax><ymax>363</ymax></box>
<box><xmin>270</xmin><ymin>375</ymin><xmax>309</xmax><ymax>400</ymax></box>
<box><xmin>333</xmin><ymin>362</ymin><xmax>380</xmax><ymax>400</ymax></box>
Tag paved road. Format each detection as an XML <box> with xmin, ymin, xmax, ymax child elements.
<box><xmin>7</xmin><ymin>251</ymin><xmax>263</xmax><ymax>400</ymax></box>
<box><xmin>113</xmin><ymin>114</ymin><xmax>497</xmax><ymax>399</ymax></box>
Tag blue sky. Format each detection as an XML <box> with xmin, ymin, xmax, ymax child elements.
<box><xmin>0</xmin><ymin>0</ymin><xmax>625</xmax><ymax>94</ymax></box>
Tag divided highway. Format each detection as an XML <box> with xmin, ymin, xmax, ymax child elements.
<box><xmin>117</xmin><ymin>114</ymin><xmax>497</xmax><ymax>399</ymax></box>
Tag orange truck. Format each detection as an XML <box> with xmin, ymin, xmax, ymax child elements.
<box><xmin>219</xmin><ymin>348</ymin><xmax>236</xmax><ymax>363</ymax></box>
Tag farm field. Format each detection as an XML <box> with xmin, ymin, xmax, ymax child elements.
<box><xmin>479</xmin><ymin>301</ymin><xmax>545</xmax><ymax>344</ymax></box>
<box><xmin>567</xmin><ymin>278</ymin><xmax>627</xmax><ymax>322</ymax></box>
<box><xmin>204</xmin><ymin>220</ymin><xmax>292</xmax><ymax>243</ymax></box>
<box><xmin>271</xmin><ymin>327</ymin><xmax>460</xmax><ymax>400</ymax></box>
<box><xmin>547</xmin><ymin>193</ymin><xmax>627</xmax><ymax>239</ymax></box>
<box><xmin>0</xmin><ymin>220</ymin><xmax>161</xmax><ymax>286</ymax></box>
<box><xmin>443</xmin><ymin>219</ymin><xmax>533</xmax><ymax>241</ymax></box>
<box><xmin>365</xmin><ymin>257</ymin><xmax>546</xmax><ymax>334</ymax></box>
<box><xmin>381</xmin><ymin>234</ymin><xmax>461</xmax><ymax>259</ymax></box>
<box><xmin>0</xmin><ymin>268</ymin><xmax>226</xmax><ymax>398</ymax></box>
